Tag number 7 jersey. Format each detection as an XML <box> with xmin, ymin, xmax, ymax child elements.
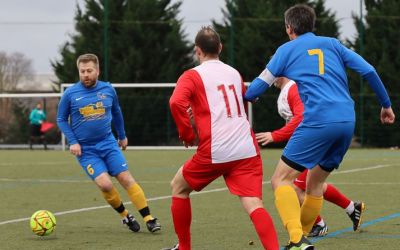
<box><xmin>170</xmin><ymin>60</ymin><xmax>258</xmax><ymax>164</ymax></box>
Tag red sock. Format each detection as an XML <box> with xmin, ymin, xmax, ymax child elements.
<box><xmin>323</xmin><ymin>184</ymin><xmax>351</xmax><ymax>209</ymax></box>
<box><xmin>250</xmin><ymin>208</ymin><xmax>279</xmax><ymax>250</ymax></box>
<box><xmin>171</xmin><ymin>197</ymin><xmax>191</xmax><ymax>250</ymax></box>
<box><xmin>314</xmin><ymin>215</ymin><xmax>322</xmax><ymax>224</ymax></box>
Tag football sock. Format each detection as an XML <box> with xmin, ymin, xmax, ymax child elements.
<box><xmin>127</xmin><ymin>183</ymin><xmax>153</xmax><ymax>222</ymax></box>
<box><xmin>316</xmin><ymin>218</ymin><xmax>325</xmax><ymax>227</ymax></box>
<box><xmin>314</xmin><ymin>215</ymin><xmax>322</xmax><ymax>225</ymax></box>
<box><xmin>171</xmin><ymin>197</ymin><xmax>191</xmax><ymax>250</ymax></box>
<box><xmin>102</xmin><ymin>187</ymin><xmax>129</xmax><ymax>217</ymax></box>
<box><xmin>324</xmin><ymin>184</ymin><xmax>351</xmax><ymax>209</ymax></box>
<box><xmin>345</xmin><ymin>201</ymin><xmax>355</xmax><ymax>215</ymax></box>
<box><xmin>274</xmin><ymin>185</ymin><xmax>303</xmax><ymax>244</ymax></box>
<box><xmin>250</xmin><ymin>207</ymin><xmax>279</xmax><ymax>250</ymax></box>
<box><xmin>301</xmin><ymin>194</ymin><xmax>323</xmax><ymax>234</ymax></box>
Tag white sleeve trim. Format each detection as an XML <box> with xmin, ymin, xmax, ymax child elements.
<box><xmin>258</xmin><ymin>69</ymin><xmax>276</xmax><ymax>86</ymax></box>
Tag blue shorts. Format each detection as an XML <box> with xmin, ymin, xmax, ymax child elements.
<box><xmin>76</xmin><ymin>135</ymin><xmax>128</xmax><ymax>180</ymax></box>
<box><xmin>282</xmin><ymin>121</ymin><xmax>355</xmax><ymax>172</ymax></box>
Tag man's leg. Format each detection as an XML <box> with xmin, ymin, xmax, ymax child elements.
<box><xmin>40</xmin><ymin>135</ymin><xmax>47</xmax><ymax>150</ymax></box>
<box><xmin>116</xmin><ymin>171</ymin><xmax>160</xmax><ymax>232</ymax></box>
<box><xmin>96</xmin><ymin>172</ymin><xmax>129</xmax><ymax>217</ymax></box>
<box><xmin>240</xmin><ymin>197</ymin><xmax>279</xmax><ymax>250</ymax></box>
<box><xmin>29</xmin><ymin>136</ymin><xmax>34</xmax><ymax>150</ymax></box>
<box><xmin>271</xmin><ymin>159</ymin><xmax>304</xmax><ymax>245</ymax></box>
<box><xmin>301</xmin><ymin>166</ymin><xmax>330</xmax><ymax>234</ymax></box>
<box><xmin>96</xmin><ymin>172</ymin><xmax>140</xmax><ymax>232</ymax></box>
<box><xmin>170</xmin><ymin>167</ymin><xmax>193</xmax><ymax>250</ymax></box>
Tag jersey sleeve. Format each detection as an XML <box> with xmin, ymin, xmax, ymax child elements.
<box><xmin>169</xmin><ymin>70</ymin><xmax>197</xmax><ymax>143</ymax></box>
<box><xmin>271</xmin><ymin>84</ymin><xmax>304</xmax><ymax>142</ymax></box>
<box><xmin>56</xmin><ymin>90</ymin><xmax>78</xmax><ymax>145</ymax></box>
<box><xmin>334</xmin><ymin>39</ymin><xmax>391</xmax><ymax>108</ymax></box>
<box><xmin>110</xmin><ymin>86</ymin><xmax>126</xmax><ymax>140</ymax></box>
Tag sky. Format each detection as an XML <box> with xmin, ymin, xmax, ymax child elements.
<box><xmin>0</xmin><ymin>0</ymin><xmax>364</xmax><ymax>74</ymax></box>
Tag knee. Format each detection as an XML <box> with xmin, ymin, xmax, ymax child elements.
<box><xmin>305</xmin><ymin>181</ymin><xmax>324</xmax><ymax>196</ymax></box>
<box><xmin>170</xmin><ymin>177</ymin><xmax>190</xmax><ymax>197</ymax></box>
<box><xmin>170</xmin><ymin>178</ymin><xmax>182</xmax><ymax>195</ymax></box>
<box><xmin>241</xmin><ymin>197</ymin><xmax>263</xmax><ymax>215</ymax></box>
<box><xmin>116</xmin><ymin>171</ymin><xmax>135</xmax><ymax>189</ymax></box>
<box><xmin>270</xmin><ymin>174</ymin><xmax>280</xmax><ymax>191</ymax></box>
<box><xmin>98</xmin><ymin>182</ymin><xmax>114</xmax><ymax>192</ymax></box>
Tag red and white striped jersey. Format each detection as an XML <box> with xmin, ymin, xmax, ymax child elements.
<box><xmin>170</xmin><ymin>60</ymin><xmax>259</xmax><ymax>164</ymax></box>
<box><xmin>271</xmin><ymin>81</ymin><xmax>304</xmax><ymax>142</ymax></box>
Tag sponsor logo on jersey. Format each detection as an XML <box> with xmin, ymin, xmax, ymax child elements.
<box><xmin>79</xmin><ymin>102</ymin><xmax>105</xmax><ymax>120</ymax></box>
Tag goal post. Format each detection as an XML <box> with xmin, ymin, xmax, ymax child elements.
<box><xmin>0</xmin><ymin>83</ymin><xmax>252</xmax><ymax>150</ymax></box>
<box><xmin>60</xmin><ymin>82</ymin><xmax>253</xmax><ymax>151</ymax></box>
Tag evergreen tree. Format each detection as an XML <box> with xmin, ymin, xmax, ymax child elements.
<box><xmin>213</xmin><ymin>0</ymin><xmax>339</xmax><ymax>136</ymax></box>
<box><xmin>52</xmin><ymin>0</ymin><xmax>193</xmax><ymax>145</ymax></box>
<box><xmin>348</xmin><ymin>0</ymin><xmax>399</xmax><ymax>147</ymax></box>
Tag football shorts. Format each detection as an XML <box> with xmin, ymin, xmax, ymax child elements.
<box><xmin>282</xmin><ymin>121</ymin><xmax>355</xmax><ymax>172</ymax></box>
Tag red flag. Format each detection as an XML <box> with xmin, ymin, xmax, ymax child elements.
<box><xmin>40</xmin><ymin>122</ymin><xmax>55</xmax><ymax>133</ymax></box>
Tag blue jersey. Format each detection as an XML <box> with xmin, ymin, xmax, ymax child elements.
<box><xmin>57</xmin><ymin>80</ymin><xmax>126</xmax><ymax>145</ymax></box>
<box><xmin>246</xmin><ymin>32</ymin><xmax>391</xmax><ymax>125</ymax></box>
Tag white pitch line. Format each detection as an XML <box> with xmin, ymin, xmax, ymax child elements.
<box><xmin>0</xmin><ymin>163</ymin><xmax>398</xmax><ymax>226</ymax></box>
<box><xmin>328</xmin><ymin>182</ymin><xmax>400</xmax><ymax>185</ymax></box>
<box><xmin>331</xmin><ymin>164</ymin><xmax>396</xmax><ymax>175</ymax></box>
<box><xmin>0</xmin><ymin>161</ymin><xmax>71</xmax><ymax>166</ymax></box>
<box><xmin>0</xmin><ymin>178</ymin><xmax>92</xmax><ymax>183</ymax></box>
<box><xmin>0</xmin><ymin>178</ymin><xmax>174</xmax><ymax>184</ymax></box>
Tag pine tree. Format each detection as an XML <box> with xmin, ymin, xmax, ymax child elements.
<box><xmin>52</xmin><ymin>0</ymin><xmax>193</xmax><ymax>145</ymax></box>
<box><xmin>349</xmin><ymin>0</ymin><xmax>399</xmax><ymax>147</ymax></box>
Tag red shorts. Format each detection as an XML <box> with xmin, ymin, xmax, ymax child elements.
<box><xmin>182</xmin><ymin>155</ymin><xmax>263</xmax><ymax>198</ymax></box>
<box><xmin>293</xmin><ymin>169</ymin><xmax>308</xmax><ymax>190</ymax></box>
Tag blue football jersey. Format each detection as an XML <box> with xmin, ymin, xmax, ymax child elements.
<box><xmin>57</xmin><ymin>81</ymin><xmax>126</xmax><ymax>145</ymax></box>
<box><xmin>247</xmin><ymin>32</ymin><xmax>391</xmax><ymax>125</ymax></box>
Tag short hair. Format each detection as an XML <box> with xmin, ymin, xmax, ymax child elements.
<box><xmin>195</xmin><ymin>26</ymin><xmax>221</xmax><ymax>55</ymax></box>
<box><xmin>76</xmin><ymin>53</ymin><xmax>99</xmax><ymax>69</ymax></box>
<box><xmin>284</xmin><ymin>4</ymin><xmax>316</xmax><ymax>35</ymax></box>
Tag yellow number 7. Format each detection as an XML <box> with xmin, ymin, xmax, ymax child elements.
<box><xmin>307</xmin><ymin>49</ymin><xmax>324</xmax><ymax>75</ymax></box>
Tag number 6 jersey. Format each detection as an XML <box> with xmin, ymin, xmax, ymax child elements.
<box><xmin>170</xmin><ymin>60</ymin><xmax>258</xmax><ymax>164</ymax></box>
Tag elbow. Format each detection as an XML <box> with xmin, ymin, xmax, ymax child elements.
<box><xmin>169</xmin><ymin>99</ymin><xmax>178</xmax><ymax>112</ymax></box>
<box><xmin>362</xmin><ymin>64</ymin><xmax>376</xmax><ymax>77</ymax></box>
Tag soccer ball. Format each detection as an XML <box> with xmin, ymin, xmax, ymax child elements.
<box><xmin>30</xmin><ymin>210</ymin><xmax>56</xmax><ymax>236</ymax></box>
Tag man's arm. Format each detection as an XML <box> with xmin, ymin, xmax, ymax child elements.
<box><xmin>56</xmin><ymin>91</ymin><xmax>78</xmax><ymax>145</ymax></box>
<box><xmin>169</xmin><ymin>70</ymin><xmax>197</xmax><ymax>146</ymax></box>
<box><xmin>336</xmin><ymin>39</ymin><xmax>391</xmax><ymax>108</ymax></box>
<box><xmin>244</xmin><ymin>69</ymin><xmax>275</xmax><ymax>101</ymax></box>
<box><xmin>110</xmin><ymin>87</ymin><xmax>126</xmax><ymax>141</ymax></box>
<box><xmin>256</xmin><ymin>84</ymin><xmax>304</xmax><ymax>145</ymax></box>
<box><xmin>271</xmin><ymin>84</ymin><xmax>304</xmax><ymax>142</ymax></box>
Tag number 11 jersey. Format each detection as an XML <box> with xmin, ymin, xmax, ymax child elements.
<box><xmin>170</xmin><ymin>60</ymin><xmax>258</xmax><ymax>164</ymax></box>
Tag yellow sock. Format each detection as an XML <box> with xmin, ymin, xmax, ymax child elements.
<box><xmin>275</xmin><ymin>185</ymin><xmax>303</xmax><ymax>243</ymax></box>
<box><xmin>102</xmin><ymin>187</ymin><xmax>129</xmax><ymax>218</ymax></box>
<box><xmin>301</xmin><ymin>194</ymin><xmax>323</xmax><ymax>234</ymax></box>
<box><xmin>127</xmin><ymin>183</ymin><xmax>153</xmax><ymax>222</ymax></box>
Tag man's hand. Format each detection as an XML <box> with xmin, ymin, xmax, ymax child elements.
<box><xmin>381</xmin><ymin>107</ymin><xmax>395</xmax><ymax>124</ymax></box>
<box><xmin>118</xmin><ymin>138</ymin><xmax>128</xmax><ymax>150</ymax></box>
<box><xmin>70</xmin><ymin>143</ymin><xmax>82</xmax><ymax>156</ymax></box>
<box><xmin>255</xmin><ymin>132</ymin><xmax>274</xmax><ymax>146</ymax></box>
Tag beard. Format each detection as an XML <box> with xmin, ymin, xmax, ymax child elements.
<box><xmin>81</xmin><ymin>78</ymin><xmax>97</xmax><ymax>88</ymax></box>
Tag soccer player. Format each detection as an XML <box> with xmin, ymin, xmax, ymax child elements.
<box><xmin>163</xmin><ymin>27</ymin><xmax>279</xmax><ymax>250</ymax></box>
<box><xmin>56</xmin><ymin>53</ymin><xmax>160</xmax><ymax>234</ymax></box>
<box><xmin>29</xmin><ymin>102</ymin><xmax>47</xmax><ymax>150</ymax></box>
<box><xmin>256</xmin><ymin>76</ymin><xmax>365</xmax><ymax>237</ymax></box>
<box><xmin>245</xmin><ymin>4</ymin><xmax>395</xmax><ymax>250</ymax></box>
